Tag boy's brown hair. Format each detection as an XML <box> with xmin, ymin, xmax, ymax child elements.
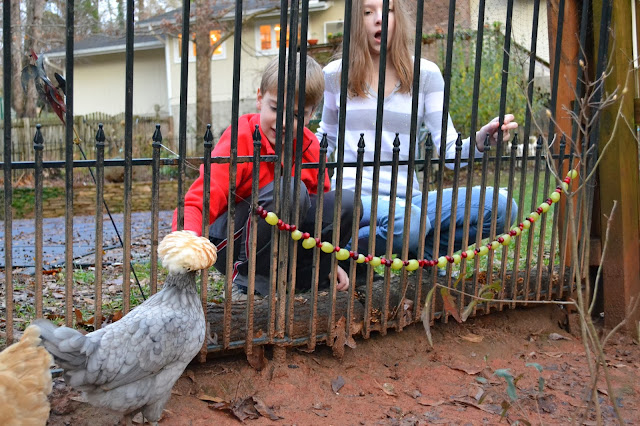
<box><xmin>260</xmin><ymin>53</ymin><xmax>324</xmax><ymax>110</ymax></box>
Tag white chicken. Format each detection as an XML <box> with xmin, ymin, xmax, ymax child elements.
<box><xmin>35</xmin><ymin>231</ymin><xmax>217</xmax><ymax>425</ymax></box>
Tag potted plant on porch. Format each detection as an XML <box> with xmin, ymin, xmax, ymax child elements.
<box><xmin>327</xmin><ymin>32</ymin><xmax>343</xmax><ymax>46</ymax></box>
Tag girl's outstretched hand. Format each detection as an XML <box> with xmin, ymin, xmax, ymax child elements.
<box><xmin>475</xmin><ymin>114</ymin><xmax>518</xmax><ymax>151</ymax></box>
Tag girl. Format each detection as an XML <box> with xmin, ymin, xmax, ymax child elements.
<box><xmin>316</xmin><ymin>0</ymin><xmax>518</xmax><ymax>261</ymax></box>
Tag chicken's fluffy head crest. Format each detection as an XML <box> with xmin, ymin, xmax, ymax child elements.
<box><xmin>158</xmin><ymin>231</ymin><xmax>217</xmax><ymax>274</ymax></box>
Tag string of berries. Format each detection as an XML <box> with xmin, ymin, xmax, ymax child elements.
<box><xmin>253</xmin><ymin>170</ymin><xmax>579</xmax><ymax>271</ymax></box>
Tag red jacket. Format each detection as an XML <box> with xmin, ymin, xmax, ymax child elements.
<box><xmin>172</xmin><ymin>113</ymin><xmax>330</xmax><ymax>234</ymax></box>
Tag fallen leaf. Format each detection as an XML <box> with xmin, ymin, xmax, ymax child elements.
<box><xmin>209</xmin><ymin>401</ymin><xmax>231</xmax><ymax>411</ymax></box>
<box><xmin>548</xmin><ymin>333</ymin><xmax>570</xmax><ymax>341</ymax></box>
<box><xmin>46</xmin><ymin>313</ymin><xmax>65</xmax><ymax>321</ymax></box>
<box><xmin>380</xmin><ymin>382</ymin><xmax>397</xmax><ymax>397</ymax></box>
<box><xmin>421</xmin><ymin>286</ymin><xmax>437</xmax><ymax>347</ymax></box>
<box><xmin>446</xmin><ymin>364</ymin><xmax>483</xmax><ymax>375</ymax></box>
<box><xmin>461</xmin><ymin>333</ymin><xmax>484</xmax><ymax>343</ymax></box>
<box><xmin>441</xmin><ymin>288</ymin><xmax>462</xmax><ymax>323</ymax></box>
<box><xmin>567</xmin><ymin>399</ymin><xmax>586</xmax><ymax>408</ymax></box>
<box><xmin>540</xmin><ymin>351</ymin><xmax>563</xmax><ymax>358</ymax></box>
<box><xmin>538</xmin><ymin>396</ymin><xmax>556</xmax><ymax>413</ymax></box>
<box><xmin>74</xmin><ymin>309</ymin><xmax>85</xmax><ymax>325</ymax></box>
<box><xmin>313</xmin><ymin>411</ymin><xmax>328</xmax><ymax>417</ymax></box>
<box><xmin>452</xmin><ymin>397</ymin><xmax>502</xmax><ymax>415</ymax></box>
<box><xmin>331</xmin><ymin>376</ymin><xmax>345</xmax><ymax>393</ymax></box>
<box><xmin>197</xmin><ymin>393</ymin><xmax>225</xmax><ymax>403</ymax></box>
<box><xmin>312</xmin><ymin>402</ymin><xmax>330</xmax><ymax>410</ymax></box>
<box><xmin>461</xmin><ymin>301</ymin><xmax>478</xmax><ymax>322</ymax></box>
<box><xmin>417</xmin><ymin>398</ymin><xmax>444</xmax><ymax>407</ymax></box>
<box><xmin>252</xmin><ymin>397</ymin><xmax>283</xmax><ymax>420</ymax></box>
<box><xmin>406</xmin><ymin>389</ymin><xmax>422</xmax><ymax>399</ymax></box>
<box><xmin>231</xmin><ymin>397</ymin><xmax>260</xmax><ymax>421</ymax></box>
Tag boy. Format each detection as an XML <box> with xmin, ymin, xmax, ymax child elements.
<box><xmin>173</xmin><ymin>54</ymin><xmax>358</xmax><ymax>300</ymax></box>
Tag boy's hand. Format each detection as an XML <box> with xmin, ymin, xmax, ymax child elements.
<box><xmin>336</xmin><ymin>265</ymin><xmax>350</xmax><ymax>292</ymax></box>
<box><xmin>475</xmin><ymin>114</ymin><xmax>518</xmax><ymax>151</ymax></box>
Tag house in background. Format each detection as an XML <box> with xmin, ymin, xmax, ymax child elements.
<box><xmin>45</xmin><ymin>0</ymin><xmax>549</xmax><ymax>154</ymax></box>
<box><xmin>46</xmin><ymin>0</ymin><xmax>344</xmax><ymax>154</ymax></box>
<box><xmin>46</xmin><ymin>34</ymin><xmax>167</xmax><ymax>118</ymax></box>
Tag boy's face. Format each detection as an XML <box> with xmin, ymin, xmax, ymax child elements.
<box><xmin>256</xmin><ymin>89</ymin><xmax>315</xmax><ymax>147</ymax></box>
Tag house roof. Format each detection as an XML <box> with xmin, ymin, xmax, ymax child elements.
<box><xmin>139</xmin><ymin>0</ymin><xmax>330</xmax><ymax>26</ymax></box>
<box><xmin>45</xmin><ymin>34</ymin><xmax>164</xmax><ymax>59</ymax></box>
<box><xmin>45</xmin><ymin>0</ymin><xmax>331</xmax><ymax>59</ymax></box>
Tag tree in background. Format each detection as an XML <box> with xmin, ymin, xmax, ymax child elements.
<box><xmin>194</xmin><ymin>0</ymin><xmax>280</xmax><ymax>134</ymax></box>
<box><xmin>7</xmin><ymin>0</ymin><xmax>181</xmax><ymax>119</ymax></box>
<box><xmin>148</xmin><ymin>0</ymin><xmax>279</xmax><ymax>135</ymax></box>
<box><xmin>426</xmin><ymin>23</ymin><xmax>550</xmax><ymax>138</ymax></box>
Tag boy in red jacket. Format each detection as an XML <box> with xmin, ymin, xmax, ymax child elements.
<box><xmin>173</xmin><ymin>54</ymin><xmax>358</xmax><ymax>300</ymax></box>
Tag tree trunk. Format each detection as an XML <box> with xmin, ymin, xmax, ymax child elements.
<box><xmin>205</xmin><ymin>268</ymin><xmax>572</xmax><ymax>344</ymax></box>
<box><xmin>23</xmin><ymin>0</ymin><xmax>46</xmax><ymax>118</ymax></box>
<box><xmin>207</xmin><ymin>290</ymin><xmax>366</xmax><ymax>343</ymax></box>
<box><xmin>11</xmin><ymin>2</ymin><xmax>25</xmax><ymax>117</ymax></box>
<box><xmin>195</xmin><ymin>0</ymin><xmax>213</xmax><ymax>137</ymax></box>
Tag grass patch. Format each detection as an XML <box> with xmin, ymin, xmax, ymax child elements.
<box><xmin>412</xmin><ymin>166</ymin><xmax>560</xmax><ymax>277</ymax></box>
<box><xmin>0</xmin><ymin>187</ymin><xmax>64</xmax><ymax>219</ymax></box>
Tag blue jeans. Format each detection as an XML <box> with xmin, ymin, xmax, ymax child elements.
<box><xmin>351</xmin><ymin>187</ymin><xmax>518</xmax><ymax>260</ymax></box>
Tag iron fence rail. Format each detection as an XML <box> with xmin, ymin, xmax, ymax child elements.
<box><xmin>1</xmin><ymin>0</ymin><xmax>603</xmax><ymax>354</ymax></box>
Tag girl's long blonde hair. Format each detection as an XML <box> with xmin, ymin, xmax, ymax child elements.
<box><xmin>342</xmin><ymin>0</ymin><xmax>414</xmax><ymax>98</ymax></box>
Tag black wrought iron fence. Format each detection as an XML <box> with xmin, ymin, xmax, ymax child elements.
<box><xmin>1</xmin><ymin>0</ymin><xmax>609</xmax><ymax>357</ymax></box>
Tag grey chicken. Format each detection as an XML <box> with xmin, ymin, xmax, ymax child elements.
<box><xmin>35</xmin><ymin>231</ymin><xmax>217</xmax><ymax>425</ymax></box>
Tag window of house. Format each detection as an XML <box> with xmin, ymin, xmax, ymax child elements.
<box><xmin>175</xmin><ymin>30</ymin><xmax>225</xmax><ymax>62</ymax></box>
<box><xmin>256</xmin><ymin>22</ymin><xmax>300</xmax><ymax>54</ymax></box>
<box><xmin>209</xmin><ymin>30</ymin><xmax>225</xmax><ymax>57</ymax></box>
<box><xmin>324</xmin><ymin>20</ymin><xmax>344</xmax><ymax>42</ymax></box>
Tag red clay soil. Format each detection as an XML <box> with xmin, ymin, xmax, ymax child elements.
<box><xmin>46</xmin><ymin>305</ymin><xmax>640</xmax><ymax>425</ymax></box>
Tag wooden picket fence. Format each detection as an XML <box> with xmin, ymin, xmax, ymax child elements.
<box><xmin>0</xmin><ymin>112</ymin><xmax>173</xmax><ymax>162</ymax></box>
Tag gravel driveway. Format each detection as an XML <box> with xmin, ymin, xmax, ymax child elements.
<box><xmin>0</xmin><ymin>211</ymin><xmax>173</xmax><ymax>269</ymax></box>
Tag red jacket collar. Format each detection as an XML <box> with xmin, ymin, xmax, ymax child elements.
<box><xmin>249</xmin><ymin>113</ymin><xmax>312</xmax><ymax>156</ymax></box>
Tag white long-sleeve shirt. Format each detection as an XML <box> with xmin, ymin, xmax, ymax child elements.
<box><xmin>316</xmin><ymin>58</ymin><xmax>483</xmax><ymax>198</ymax></box>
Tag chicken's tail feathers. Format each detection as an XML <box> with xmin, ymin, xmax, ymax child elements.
<box><xmin>32</xmin><ymin>319</ymin><xmax>89</xmax><ymax>370</ymax></box>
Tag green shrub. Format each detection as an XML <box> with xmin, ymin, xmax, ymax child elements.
<box><xmin>428</xmin><ymin>23</ymin><xmax>549</xmax><ymax>136</ymax></box>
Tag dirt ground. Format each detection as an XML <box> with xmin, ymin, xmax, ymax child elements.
<box><xmin>45</xmin><ymin>305</ymin><xmax>640</xmax><ymax>425</ymax></box>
